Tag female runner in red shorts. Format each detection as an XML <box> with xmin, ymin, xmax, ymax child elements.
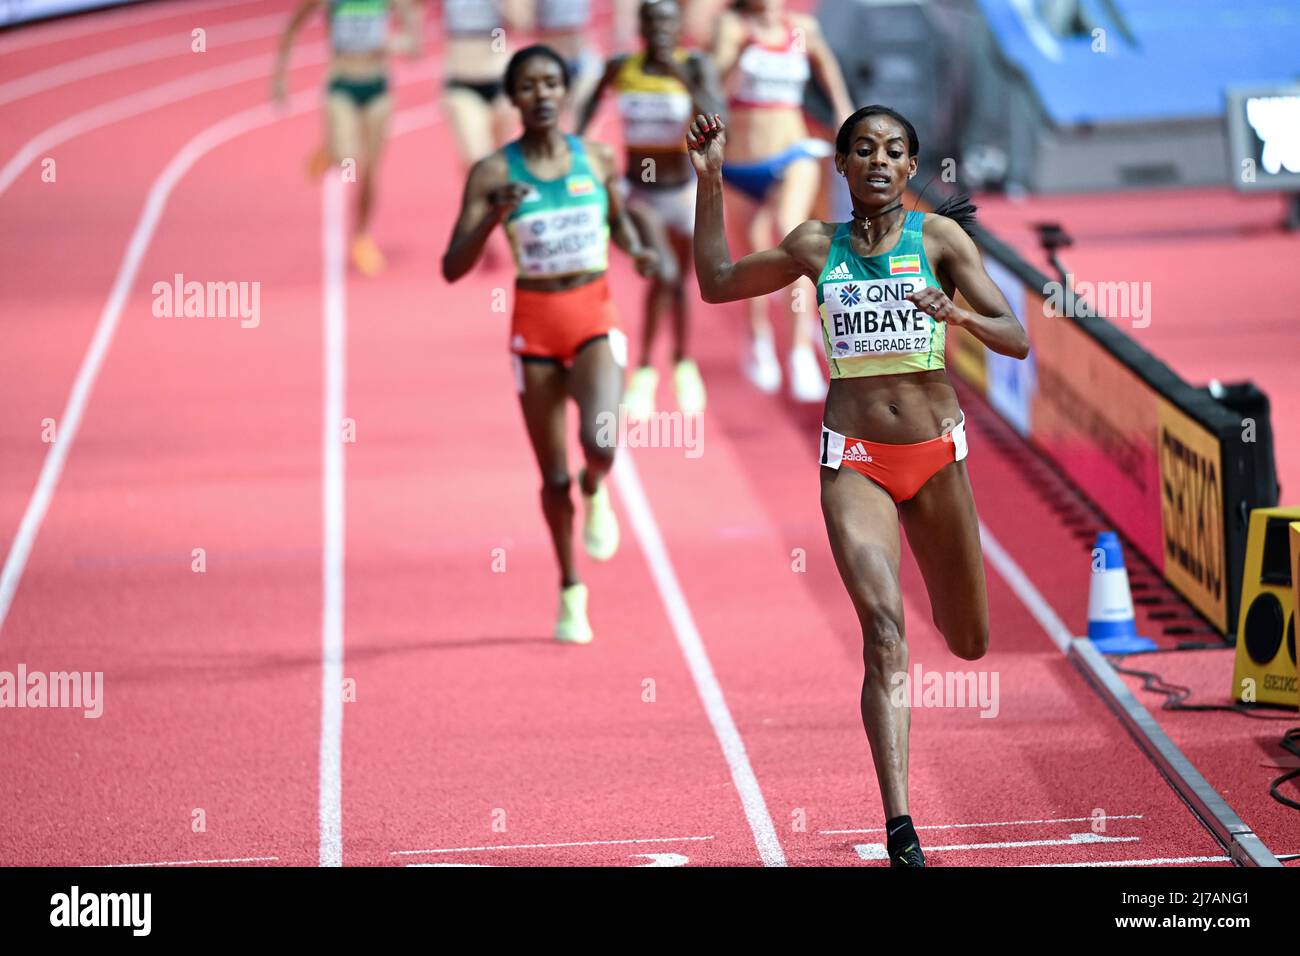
<box><xmin>443</xmin><ymin>46</ymin><xmax>659</xmax><ymax>644</ymax></box>
<box><xmin>689</xmin><ymin>105</ymin><xmax>1029</xmax><ymax>866</ymax></box>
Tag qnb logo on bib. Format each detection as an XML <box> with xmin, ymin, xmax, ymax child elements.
<box><xmin>825</xmin><ymin>276</ymin><xmax>931</xmax><ymax>356</ymax></box>
<box><xmin>1246</xmin><ymin>94</ymin><xmax>1300</xmax><ymax>174</ymax></box>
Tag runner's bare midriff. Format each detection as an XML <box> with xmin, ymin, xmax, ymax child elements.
<box><xmin>516</xmin><ymin>272</ymin><xmax>607</xmax><ymax>294</ymax></box>
<box><xmin>823</xmin><ymin>371</ymin><xmax>962</xmax><ymax>445</ymax></box>
<box><xmin>724</xmin><ymin>103</ymin><xmax>809</xmax><ymax>163</ymax></box>
<box><xmin>537</xmin><ymin>29</ymin><xmax>585</xmax><ymax>61</ymax></box>
<box><xmin>330</xmin><ymin>49</ymin><xmax>388</xmax><ymax>80</ymax></box>
<box><xmin>625</xmin><ymin>147</ymin><xmax>692</xmax><ymax>188</ymax></box>
<box><xmin>444</xmin><ymin>35</ymin><xmax>511</xmax><ymax>83</ymax></box>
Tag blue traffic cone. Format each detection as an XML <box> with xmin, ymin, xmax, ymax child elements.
<box><xmin>1087</xmin><ymin>531</ymin><xmax>1156</xmax><ymax>653</ymax></box>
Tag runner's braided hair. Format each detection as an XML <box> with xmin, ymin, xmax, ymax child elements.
<box><xmin>835</xmin><ymin>105</ymin><xmax>979</xmax><ymax>237</ymax></box>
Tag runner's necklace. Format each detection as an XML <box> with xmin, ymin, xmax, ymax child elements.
<box><xmin>851</xmin><ymin>200</ymin><xmax>903</xmax><ymax>239</ymax></box>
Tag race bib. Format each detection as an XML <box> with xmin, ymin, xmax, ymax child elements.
<box><xmin>823</xmin><ymin>275</ymin><xmax>934</xmax><ymax>358</ymax></box>
<box><xmin>735</xmin><ymin>46</ymin><xmax>809</xmax><ymax>105</ymax></box>
<box><xmin>510</xmin><ymin>206</ymin><xmax>607</xmax><ymax>277</ymax></box>
<box><xmin>618</xmin><ymin>91</ymin><xmax>693</xmax><ymax>148</ymax></box>
<box><xmin>443</xmin><ymin>0</ymin><xmax>499</xmax><ymax>34</ymax></box>
<box><xmin>538</xmin><ymin>0</ymin><xmax>589</xmax><ymax>30</ymax></box>
<box><xmin>331</xmin><ymin>9</ymin><xmax>388</xmax><ymax>54</ymax></box>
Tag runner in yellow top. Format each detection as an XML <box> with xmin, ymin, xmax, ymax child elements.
<box><xmin>273</xmin><ymin>0</ymin><xmax>422</xmax><ymax>276</ymax></box>
<box><xmin>577</xmin><ymin>0</ymin><xmax>724</xmax><ymax>419</ymax></box>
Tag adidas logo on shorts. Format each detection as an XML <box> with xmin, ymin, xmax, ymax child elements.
<box><xmin>825</xmin><ymin>261</ymin><xmax>853</xmax><ymax>281</ymax></box>
<box><xmin>843</xmin><ymin>441</ymin><xmax>873</xmax><ymax>463</ymax></box>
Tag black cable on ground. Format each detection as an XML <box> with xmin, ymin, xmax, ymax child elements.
<box><xmin>1272</xmin><ymin>728</ymin><xmax>1300</xmax><ymax>812</ymax></box>
<box><xmin>1109</xmin><ymin>656</ymin><xmax>1295</xmax><ymax>720</ymax></box>
<box><xmin>1109</xmin><ymin>656</ymin><xmax>1300</xmax><ymax>813</ymax></box>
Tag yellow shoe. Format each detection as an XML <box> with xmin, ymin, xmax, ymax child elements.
<box><xmin>350</xmin><ymin>234</ymin><xmax>385</xmax><ymax>277</ymax></box>
<box><xmin>554</xmin><ymin>583</ymin><xmax>593</xmax><ymax>644</ymax></box>
<box><xmin>623</xmin><ymin>366</ymin><xmax>658</xmax><ymax>422</ymax></box>
<box><xmin>305</xmin><ymin>146</ymin><xmax>331</xmax><ymax>181</ymax></box>
<box><xmin>580</xmin><ymin>470</ymin><xmax>619</xmax><ymax>562</ymax></box>
<box><xmin>673</xmin><ymin>358</ymin><xmax>706</xmax><ymax>415</ymax></box>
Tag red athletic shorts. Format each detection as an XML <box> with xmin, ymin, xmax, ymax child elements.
<box><xmin>510</xmin><ymin>275</ymin><xmax>621</xmax><ymax>364</ymax></box>
<box><xmin>819</xmin><ymin>415</ymin><xmax>969</xmax><ymax>503</ymax></box>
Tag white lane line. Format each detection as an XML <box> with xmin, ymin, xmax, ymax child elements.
<box><xmin>612</xmin><ymin>453</ymin><xmax>787</xmax><ymax>867</ymax></box>
<box><xmin>927</xmin><ymin>832</ymin><xmax>1139</xmax><ymax>852</ymax></box>
<box><xmin>0</xmin><ymin>42</ymin><xmax>330</xmax><ymax>199</ymax></box>
<box><xmin>855</xmin><ymin>832</ymin><xmax>1139</xmax><ymax>861</ymax></box>
<box><xmin>0</xmin><ymin>66</ymin><xmax>439</xmax><ymax>638</ymax></box>
<box><xmin>393</xmin><ymin>835</ymin><xmax>716</xmax><ymax>856</ymax></box>
<box><xmin>0</xmin><ymin>0</ymin><xmax>262</xmax><ymax>54</ymax></box>
<box><xmin>978</xmin><ymin>519</ymin><xmax>1074</xmax><ymax>653</ymax></box>
<box><xmin>0</xmin><ymin>91</ymin><xmax>309</xmax><ymax>635</ymax></box>
<box><xmin>1033</xmin><ymin>856</ymin><xmax>1231</xmax><ymax>868</ymax></box>
<box><xmin>315</xmin><ymin>102</ymin><xmax>442</xmax><ymax>866</ymax></box>
<box><xmin>317</xmin><ymin>173</ymin><xmax>346</xmax><ymax>868</ymax></box>
<box><xmin>0</xmin><ymin>12</ymin><xmax>292</xmax><ymax>107</ymax></box>
<box><xmin>91</xmin><ymin>855</ymin><xmax>280</xmax><ymax>867</ymax></box>
<box><xmin>822</xmin><ymin>814</ymin><xmax>1144</xmax><ymax>835</ymax></box>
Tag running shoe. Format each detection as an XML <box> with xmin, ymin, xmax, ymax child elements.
<box><xmin>350</xmin><ymin>234</ymin><xmax>386</xmax><ymax>277</ymax></box>
<box><xmin>673</xmin><ymin>358</ymin><xmax>707</xmax><ymax>415</ymax></box>
<box><xmin>889</xmin><ymin>842</ymin><xmax>927</xmax><ymax>868</ymax></box>
<box><xmin>623</xmin><ymin>366</ymin><xmax>658</xmax><ymax>422</ymax></box>
<box><xmin>554</xmin><ymin>583</ymin><xmax>593</xmax><ymax>644</ymax></box>
<box><xmin>788</xmin><ymin>344</ymin><xmax>828</xmax><ymax>402</ymax></box>
<box><xmin>743</xmin><ymin>335</ymin><xmax>781</xmax><ymax>394</ymax></box>
<box><xmin>305</xmin><ymin>146</ymin><xmax>332</xmax><ymax>181</ymax></box>
<box><xmin>580</xmin><ymin>470</ymin><xmax>620</xmax><ymax>561</ymax></box>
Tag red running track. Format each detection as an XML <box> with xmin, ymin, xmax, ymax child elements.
<box><xmin>0</xmin><ymin>0</ymin><xmax>1256</xmax><ymax>867</ymax></box>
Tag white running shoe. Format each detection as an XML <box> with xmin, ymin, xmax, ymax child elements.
<box><xmin>623</xmin><ymin>366</ymin><xmax>658</xmax><ymax>422</ymax></box>
<box><xmin>581</xmin><ymin>471</ymin><xmax>620</xmax><ymax>561</ymax></box>
<box><xmin>743</xmin><ymin>335</ymin><xmax>781</xmax><ymax>394</ymax></box>
<box><xmin>554</xmin><ymin>582</ymin><xmax>593</xmax><ymax>644</ymax></box>
<box><xmin>673</xmin><ymin>358</ymin><xmax>707</xmax><ymax>415</ymax></box>
<box><xmin>789</xmin><ymin>345</ymin><xmax>828</xmax><ymax>402</ymax></box>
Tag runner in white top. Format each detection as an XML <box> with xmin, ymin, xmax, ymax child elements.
<box><xmin>712</xmin><ymin>0</ymin><xmax>852</xmax><ymax>401</ymax></box>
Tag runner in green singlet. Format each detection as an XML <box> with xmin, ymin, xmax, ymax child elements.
<box><xmin>273</xmin><ymin>0</ymin><xmax>422</xmax><ymax>276</ymax></box>
<box><xmin>689</xmin><ymin>104</ymin><xmax>1030</xmax><ymax>867</ymax></box>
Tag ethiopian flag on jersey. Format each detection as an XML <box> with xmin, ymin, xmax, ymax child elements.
<box><xmin>889</xmin><ymin>254</ymin><xmax>921</xmax><ymax>275</ymax></box>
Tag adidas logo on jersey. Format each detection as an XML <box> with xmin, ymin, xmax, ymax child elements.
<box><xmin>843</xmin><ymin>441</ymin><xmax>873</xmax><ymax>463</ymax></box>
<box><xmin>825</xmin><ymin>261</ymin><xmax>853</xmax><ymax>281</ymax></box>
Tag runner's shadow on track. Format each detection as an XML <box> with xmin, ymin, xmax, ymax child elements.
<box><xmin>362</xmin><ymin>635</ymin><xmax>557</xmax><ymax>652</ymax></box>
<box><xmin>105</xmin><ymin>636</ymin><xmax>557</xmax><ymax>683</ymax></box>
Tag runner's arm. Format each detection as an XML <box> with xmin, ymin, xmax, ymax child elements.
<box><xmin>273</xmin><ymin>0</ymin><xmax>323</xmax><ymax>100</ymax></box>
<box><xmin>916</xmin><ymin>217</ymin><xmax>1028</xmax><ymax>359</ymax></box>
<box><xmin>710</xmin><ymin>12</ymin><xmax>746</xmax><ymax>81</ymax></box>
<box><xmin>591</xmin><ymin>141</ymin><xmax>658</xmax><ymax>277</ymax></box>
<box><xmin>442</xmin><ymin>155</ymin><xmax>520</xmax><ymax>283</ymax></box>
<box><xmin>688</xmin><ymin>115</ymin><xmax>816</xmax><ymax>302</ymax></box>
<box><xmin>575</xmin><ymin>56</ymin><xmax>624</xmax><ymax>137</ymax></box>
<box><xmin>391</xmin><ymin>0</ymin><xmax>423</xmax><ymax>58</ymax></box>
<box><xmin>683</xmin><ymin>52</ymin><xmax>727</xmax><ymax>122</ymax></box>
<box><xmin>799</xmin><ymin>15</ymin><xmax>854</xmax><ymax>124</ymax></box>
